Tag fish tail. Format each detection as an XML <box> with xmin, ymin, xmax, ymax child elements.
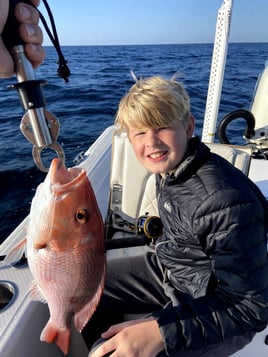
<box><xmin>40</xmin><ymin>319</ymin><xmax>70</xmax><ymax>355</ymax></box>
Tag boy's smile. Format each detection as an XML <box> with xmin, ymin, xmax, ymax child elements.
<box><xmin>147</xmin><ymin>150</ymin><xmax>168</xmax><ymax>161</ymax></box>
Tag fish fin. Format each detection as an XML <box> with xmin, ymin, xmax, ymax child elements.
<box><xmin>40</xmin><ymin>319</ymin><xmax>71</xmax><ymax>355</ymax></box>
<box><xmin>74</xmin><ymin>272</ymin><xmax>106</xmax><ymax>332</ymax></box>
<box><xmin>3</xmin><ymin>238</ymin><xmax>27</xmax><ymax>265</ymax></box>
<box><xmin>29</xmin><ymin>280</ymin><xmax>47</xmax><ymax>303</ymax></box>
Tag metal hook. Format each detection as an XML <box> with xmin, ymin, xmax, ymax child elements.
<box><xmin>32</xmin><ymin>142</ymin><xmax>65</xmax><ymax>172</ymax></box>
<box><xmin>20</xmin><ymin>108</ymin><xmax>65</xmax><ymax>171</ymax></box>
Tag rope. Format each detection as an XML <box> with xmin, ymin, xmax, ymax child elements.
<box><xmin>38</xmin><ymin>0</ymin><xmax>71</xmax><ymax>83</ymax></box>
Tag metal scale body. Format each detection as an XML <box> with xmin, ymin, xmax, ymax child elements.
<box><xmin>2</xmin><ymin>0</ymin><xmax>65</xmax><ymax>172</ymax></box>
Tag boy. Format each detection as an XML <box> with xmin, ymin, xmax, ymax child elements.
<box><xmin>84</xmin><ymin>76</ymin><xmax>268</xmax><ymax>357</ymax></box>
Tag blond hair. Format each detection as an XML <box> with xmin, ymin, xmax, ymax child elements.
<box><xmin>115</xmin><ymin>76</ymin><xmax>190</xmax><ymax>131</ymax></box>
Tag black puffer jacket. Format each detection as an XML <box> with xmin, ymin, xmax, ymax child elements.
<box><xmin>152</xmin><ymin>136</ymin><xmax>268</xmax><ymax>356</ymax></box>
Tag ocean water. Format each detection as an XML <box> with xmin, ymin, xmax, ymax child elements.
<box><xmin>0</xmin><ymin>42</ymin><xmax>267</xmax><ymax>242</ymax></box>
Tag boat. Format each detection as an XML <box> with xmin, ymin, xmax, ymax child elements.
<box><xmin>0</xmin><ymin>0</ymin><xmax>268</xmax><ymax>356</ymax></box>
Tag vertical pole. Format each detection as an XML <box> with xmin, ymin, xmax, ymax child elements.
<box><xmin>202</xmin><ymin>0</ymin><xmax>233</xmax><ymax>143</ymax></box>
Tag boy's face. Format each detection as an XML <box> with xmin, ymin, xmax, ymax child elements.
<box><xmin>128</xmin><ymin>115</ymin><xmax>194</xmax><ymax>176</ymax></box>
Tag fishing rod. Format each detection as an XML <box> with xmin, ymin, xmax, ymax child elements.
<box><xmin>2</xmin><ymin>0</ymin><xmax>70</xmax><ymax>172</ymax></box>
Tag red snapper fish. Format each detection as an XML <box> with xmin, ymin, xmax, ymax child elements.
<box><xmin>6</xmin><ymin>158</ymin><xmax>106</xmax><ymax>355</ymax></box>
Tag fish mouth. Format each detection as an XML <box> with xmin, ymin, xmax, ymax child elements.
<box><xmin>49</xmin><ymin>158</ymin><xmax>85</xmax><ymax>190</ymax></box>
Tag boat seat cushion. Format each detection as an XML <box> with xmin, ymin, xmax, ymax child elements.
<box><xmin>109</xmin><ymin>130</ymin><xmax>158</xmax><ymax>224</ymax></box>
<box><xmin>108</xmin><ymin>131</ymin><xmax>252</xmax><ymax>231</ymax></box>
<box><xmin>206</xmin><ymin>142</ymin><xmax>252</xmax><ymax>176</ymax></box>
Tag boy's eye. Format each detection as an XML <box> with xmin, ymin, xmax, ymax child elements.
<box><xmin>135</xmin><ymin>131</ymin><xmax>146</xmax><ymax>136</ymax></box>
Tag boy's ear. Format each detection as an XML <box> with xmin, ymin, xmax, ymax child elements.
<box><xmin>186</xmin><ymin>114</ymin><xmax>195</xmax><ymax>138</ymax></box>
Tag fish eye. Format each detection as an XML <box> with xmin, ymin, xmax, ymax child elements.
<box><xmin>75</xmin><ymin>209</ymin><xmax>89</xmax><ymax>224</ymax></box>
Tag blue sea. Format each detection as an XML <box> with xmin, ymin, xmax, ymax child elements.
<box><xmin>0</xmin><ymin>42</ymin><xmax>267</xmax><ymax>242</ymax></box>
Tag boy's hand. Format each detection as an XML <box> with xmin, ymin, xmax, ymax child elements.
<box><xmin>90</xmin><ymin>317</ymin><xmax>164</xmax><ymax>357</ymax></box>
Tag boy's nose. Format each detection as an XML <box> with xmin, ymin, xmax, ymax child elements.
<box><xmin>146</xmin><ymin>129</ymin><xmax>160</xmax><ymax>146</ymax></box>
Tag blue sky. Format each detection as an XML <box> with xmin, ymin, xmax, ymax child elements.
<box><xmin>39</xmin><ymin>0</ymin><xmax>268</xmax><ymax>46</ymax></box>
